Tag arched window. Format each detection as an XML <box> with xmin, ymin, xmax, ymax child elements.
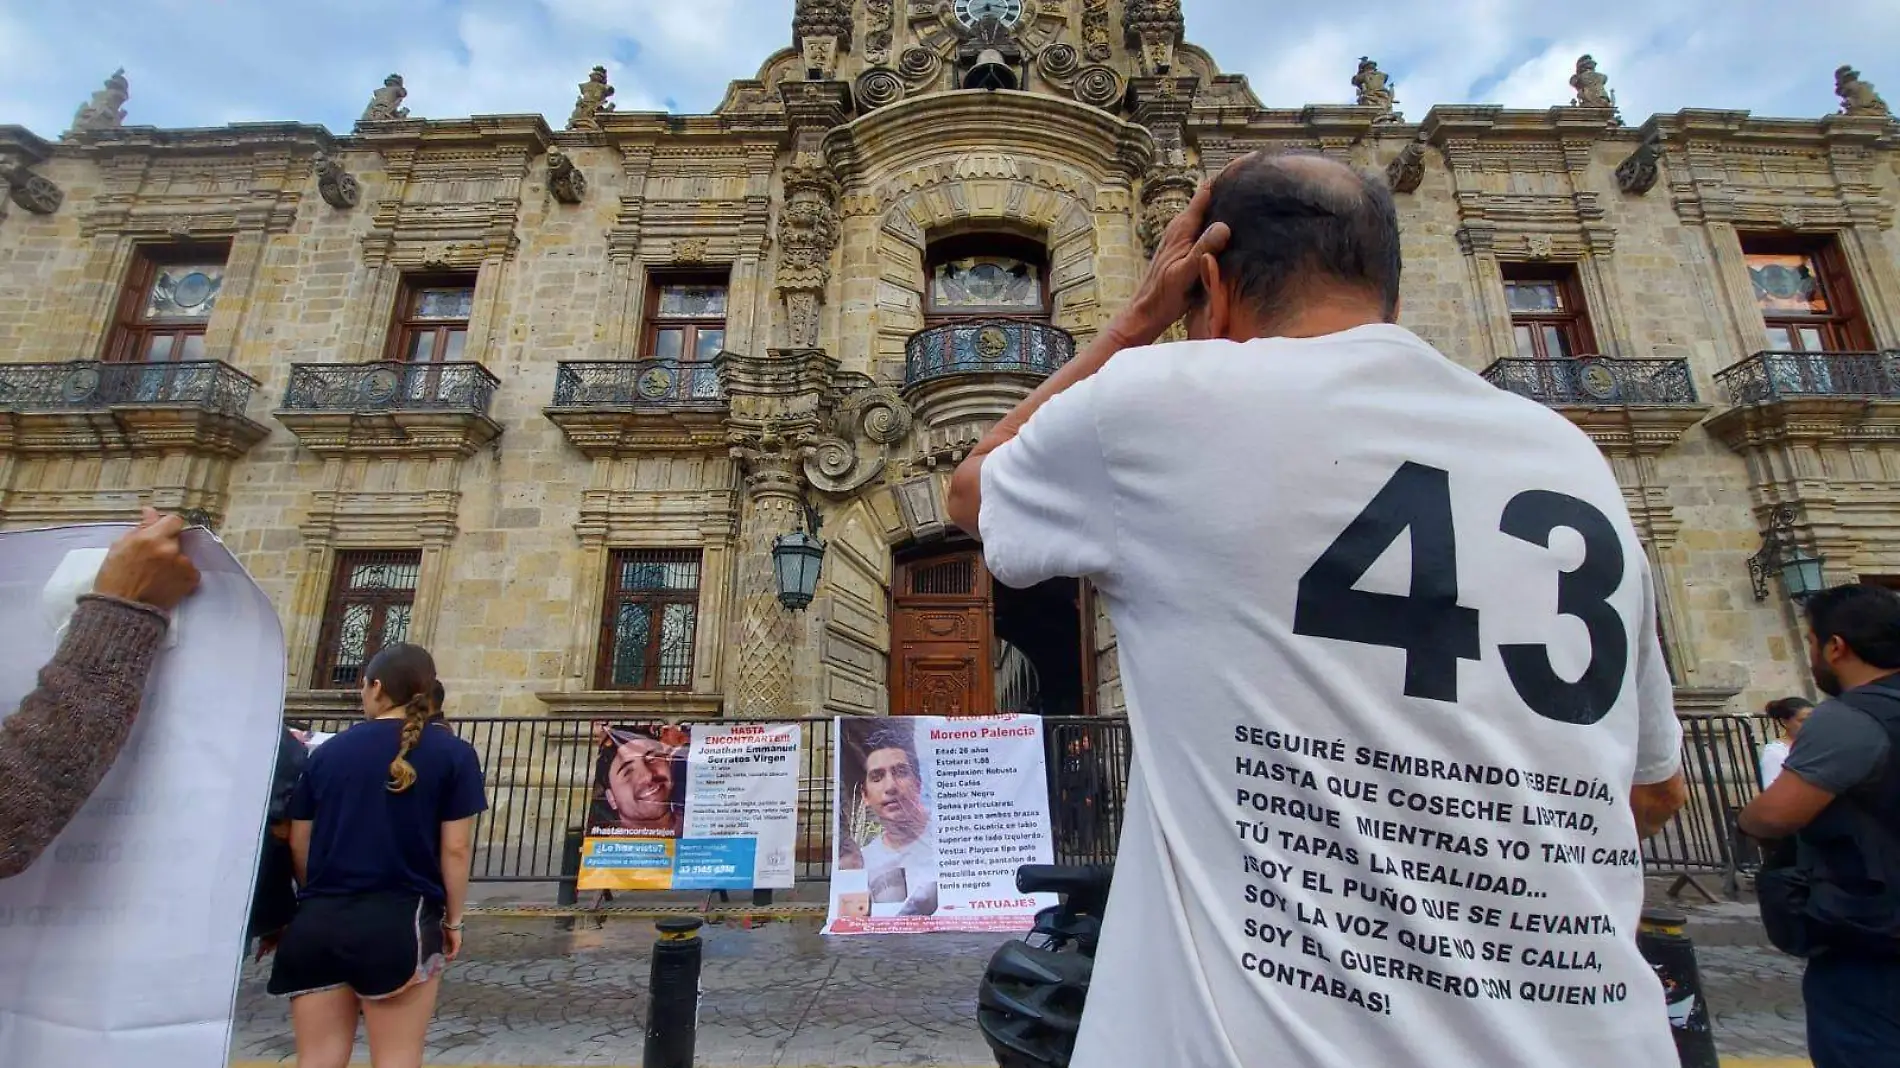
<box><xmin>924</xmin><ymin>234</ymin><xmax>1048</xmax><ymax>323</ymax></box>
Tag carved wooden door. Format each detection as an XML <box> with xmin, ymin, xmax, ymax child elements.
<box><xmin>890</xmin><ymin>550</ymin><xmax>994</xmax><ymax>717</ymax></box>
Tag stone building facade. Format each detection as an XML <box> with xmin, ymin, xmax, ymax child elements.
<box><xmin>1</xmin><ymin>2</ymin><xmax>1897</xmax><ymax>728</ymax></box>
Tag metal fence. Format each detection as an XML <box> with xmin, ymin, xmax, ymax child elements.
<box><xmin>0</xmin><ymin>359</ymin><xmax>256</xmax><ymax>416</ymax></box>
<box><xmin>280</xmin><ymin>361</ymin><xmax>501</xmax><ymax>414</ymax></box>
<box><xmin>1481</xmin><ymin>356</ymin><xmax>1699</xmax><ymax>406</ymax></box>
<box><xmin>1714</xmin><ymin>349</ymin><xmax>1900</xmax><ymax>404</ymax></box>
<box><xmin>904</xmin><ymin>318</ymin><xmax>1075</xmax><ymax>388</ymax></box>
<box><xmin>284</xmin><ymin>711</ymin><xmax>1772</xmax><ymax>900</ymax></box>
<box><xmin>550</xmin><ymin>360</ymin><xmax>723</xmax><ymax>407</ymax></box>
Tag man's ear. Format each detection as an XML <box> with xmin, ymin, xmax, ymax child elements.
<box><xmin>1199</xmin><ymin>253</ymin><xmax>1230</xmax><ymax>339</ymax></box>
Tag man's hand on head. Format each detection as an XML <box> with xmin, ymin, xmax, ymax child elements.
<box><xmin>1110</xmin><ymin>158</ymin><xmax>1241</xmax><ymax>347</ymax></box>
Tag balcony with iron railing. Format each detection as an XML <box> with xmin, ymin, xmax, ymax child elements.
<box><xmin>276</xmin><ymin>361</ymin><xmax>502</xmax><ymax>456</ymax></box>
<box><xmin>903</xmin><ymin>318</ymin><xmax>1075</xmax><ymax>390</ymax></box>
<box><xmin>0</xmin><ymin>359</ymin><xmax>269</xmax><ymax>455</ymax></box>
<box><xmin>1713</xmin><ymin>350</ymin><xmax>1900</xmax><ymax>406</ymax></box>
<box><xmin>1707</xmin><ymin>349</ymin><xmax>1900</xmax><ymax>454</ymax></box>
<box><xmin>544</xmin><ymin>360</ymin><xmax>728</xmax><ymax>455</ymax></box>
<box><xmin>1480</xmin><ymin>355</ymin><xmax>1709</xmax><ymax>453</ymax></box>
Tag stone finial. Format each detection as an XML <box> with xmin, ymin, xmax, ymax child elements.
<box><xmin>567</xmin><ymin>66</ymin><xmax>616</xmax><ymax>131</ymax></box>
<box><xmin>362</xmin><ymin>74</ymin><xmax>410</xmax><ymax>122</ymax></box>
<box><xmin>1386</xmin><ymin>129</ymin><xmax>1429</xmax><ymax>194</ymax></box>
<box><xmin>1353</xmin><ymin>57</ymin><xmax>1400</xmax><ymax>123</ymax></box>
<box><xmin>1835</xmin><ymin>64</ymin><xmax>1891</xmax><ymax>118</ymax></box>
<box><xmin>545</xmin><ymin>146</ymin><xmax>587</xmax><ymax>204</ymax></box>
<box><xmin>1570</xmin><ymin>54</ymin><xmax>1614</xmax><ymax>109</ymax></box>
<box><xmin>66</xmin><ymin>68</ymin><xmax>129</xmax><ymax>138</ymax></box>
<box><xmin>1124</xmin><ymin>0</ymin><xmax>1186</xmax><ymax>76</ymax></box>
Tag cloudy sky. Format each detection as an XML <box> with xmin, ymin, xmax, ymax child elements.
<box><xmin>0</xmin><ymin>1</ymin><xmax>1893</xmax><ymax>135</ymax></box>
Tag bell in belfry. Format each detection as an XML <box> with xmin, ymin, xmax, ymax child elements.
<box><xmin>957</xmin><ymin>14</ymin><xmax>1022</xmax><ymax>91</ymax></box>
<box><xmin>963</xmin><ymin>46</ymin><xmax>1018</xmax><ymax>90</ymax></box>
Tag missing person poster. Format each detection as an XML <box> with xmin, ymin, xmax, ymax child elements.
<box><xmin>824</xmin><ymin>715</ymin><xmax>1057</xmax><ymax>934</ymax></box>
<box><xmin>0</xmin><ymin>524</ymin><xmax>285</xmax><ymax>1068</ymax></box>
<box><xmin>577</xmin><ymin>722</ymin><xmax>800</xmax><ymax>892</ymax></box>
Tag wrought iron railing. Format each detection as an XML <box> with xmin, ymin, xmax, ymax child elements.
<box><xmin>1714</xmin><ymin>350</ymin><xmax>1900</xmax><ymax>406</ymax></box>
<box><xmin>280</xmin><ymin>361</ymin><xmax>500</xmax><ymax>414</ymax></box>
<box><xmin>0</xmin><ymin>360</ymin><xmax>256</xmax><ymax>417</ymax></box>
<box><xmin>1481</xmin><ymin>356</ymin><xmax>1698</xmax><ymax>406</ymax></box>
<box><xmin>904</xmin><ymin>318</ymin><xmax>1075</xmax><ymax>389</ymax></box>
<box><xmin>549</xmin><ymin>360</ymin><xmax>723</xmax><ymax>408</ymax></box>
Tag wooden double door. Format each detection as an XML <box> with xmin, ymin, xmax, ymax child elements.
<box><xmin>889</xmin><ymin>547</ymin><xmax>1094</xmax><ymax>717</ymax></box>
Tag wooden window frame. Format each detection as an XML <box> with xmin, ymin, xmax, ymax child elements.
<box><xmin>641</xmin><ymin>272</ymin><xmax>730</xmax><ymax>364</ymax></box>
<box><xmin>1501</xmin><ymin>263</ymin><xmax>1597</xmax><ymax>360</ymax></box>
<box><xmin>103</xmin><ymin>242</ymin><xmax>232</xmax><ymax>363</ymax></box>
<box><xmin>923</xmin><ymin>233</ymin><xmax>1051</xmax><ymax>323</ymax></box>
<box><xmin>1739</xmin><ymin>233</ymin><xmax>1872</xmax><ymax>353</ymax></box>
<box><xmin>312</xmin><ymin>549</ymin><xmax>423</xmax><ymax>691</ymax></box>
<box><xmin>596</xmin><ymin>549</ymin><xmax>703</xmax><ymax>692</ymax></box>
<box><xmin>383</xmin><ymin>273</ymin><xmax>477</xmax><ymax>364</ymax></box>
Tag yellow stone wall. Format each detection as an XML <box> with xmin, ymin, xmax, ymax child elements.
<box><xmin>3</xmin><ymin>6</ymin><xmax>1897</xmax><ymax>725</ymax></box>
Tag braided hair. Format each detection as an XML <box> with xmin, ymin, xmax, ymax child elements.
<box><xmin>362</xmin><ymin>643</ymin><xmax>439</xmax><ymax>794</ymax></box>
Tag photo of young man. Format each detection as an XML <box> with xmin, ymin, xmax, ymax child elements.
<box><xmin>587</xmin><ymin>724</ymin><xmax>689</xmax><ymax>838</ymax></box>
<box><xmin>835</xmin><ymin>720</ymin><xmax>938</xmax><ymax>918</ymax></box>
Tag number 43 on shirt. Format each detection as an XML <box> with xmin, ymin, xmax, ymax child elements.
<box><xmin>1294</xmin><ymin>461</ymin><xmax>1627</xmax><ymax>726</ymax></box>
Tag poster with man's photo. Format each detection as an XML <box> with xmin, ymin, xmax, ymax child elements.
<box><xmin>824</xmin><ymin>715</ymin><xmax>1057</xmax><ymax>934</ymax></box>
<box><xmin>577</xmin><ymin>722</ymin><xmax>800</xmax><ymax>891</ymax></box>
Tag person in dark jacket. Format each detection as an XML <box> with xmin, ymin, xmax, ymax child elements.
<box><xmin>0</xmin><ymin>508</ymin><xmax>200</xmax><ymax>879</ymax></box>
<box><xmin>248</xmin><ymin>725</ymin><xmax>310</xmax><ymax>956</ymax></box>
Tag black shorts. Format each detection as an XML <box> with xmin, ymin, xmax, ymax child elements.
<box><xmin>267</xmin><ymin>892</ymin><xmax>446</xmax><ymax>1000</ymax></box>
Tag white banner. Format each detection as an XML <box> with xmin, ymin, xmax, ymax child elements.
<box><xmin>825</xmin><ymin>715</ymin><xmax>1056</xmax><ymax>935</ymax></box>
<box><xmin>684</xmin><ymin>722</ymin><xmax>801</xmax><ymax>890</ymax></box>
<box><xmin>0</xmin><ymin>524</ymin><xmax>284</xmax><ymax>1068</ymax></box>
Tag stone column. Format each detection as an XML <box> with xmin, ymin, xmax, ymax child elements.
<box><xmin>728</xmin><ymin>433</ymin><xmax>807</xmax><ymax>717</ymax></box>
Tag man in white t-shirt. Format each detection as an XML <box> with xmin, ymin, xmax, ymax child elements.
<box><xmin>947</xmin><ymin>152</ymin><xmax>1690</xmax><ymax>1067</ymax></box>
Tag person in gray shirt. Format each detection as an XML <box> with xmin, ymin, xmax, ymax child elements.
<box><xmin>1741</xmin><ymin>583</ymin><xmax>1900</xmax><ymax>1068</ymax></box>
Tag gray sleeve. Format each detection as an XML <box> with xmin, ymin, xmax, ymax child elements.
<box><xmin>1781</xmin><ymin>699</ymin><xmax>1893</xmax><ymax>794</ymax></box>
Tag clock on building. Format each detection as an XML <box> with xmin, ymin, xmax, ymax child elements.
<box><xmin>954</xmin><ymin>0</ymin><xmax>1023</xmax><ymax>29</ymax></box>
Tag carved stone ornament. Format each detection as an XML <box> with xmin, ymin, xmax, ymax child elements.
<box><xmin>1139</xmin><ymin>166</ymin><xmax>1198</xmax><ymax>256</ymax></box>
<box><xmin>1779</xmin><ymin>205</ymin><xmax>1805</xmax><ymax>230</ymax></box>
<box><xmin>805</xmin><ymin>381</ymin><xmax>915</xmax><ymax>495</ymax></box>
<box><xmin>777</xmin><ymin>165</ymin><xmax>842</xmax><ymax>348</ymax></box>
<box><xmin>676</xmin><ymin>237</ymin><xmax>710</xmax><ymax>264</ymax></box>
<box><xmin>1836</xmin><ymin>64</ymin><xmax>1892</xmax><ymax>118</ymax></box>
<box><xmin>1525</xmin><ymin>234</ymin><xmax>1555</xmax><ymax>260</ymax></box>
<box><xmin>856</xmin><ymin>67</ymin><xmax>906</xmax><ymax>110</ymax></box>
<box><xmin>5</xmin><ymin>167</ymin><xmax>63</xmax><ymax>215</ymax></box>
<box><xmin>362</xmin><ymin>74</ymin><xmax>411</xmax><ymax>122</ymax></box>
<box><xmin>1386</xmin><ymin>130</ymin><xmax>1428</xmax><ymax>194</ymax></box>
<box><xmin>66</xmin><ymin>68</ymin><xmax>129</xmax><ymax>138</ymax></box>
<box><xmin>1074</xmin><ymin>65</ymin><xmax>1124</xmax><ymax>109</ymax></box>
<box><xmin>794</xmin><ymin>0</ymin><xmax>853</xmax><ymax>78</ymax></box>
<box><xmin>567</xmin><ymin>65</ymin><xmax>616</xmax><ymax>131</ymax></box>
<box><xmin>1037</xmin><ymin>42</ymin><xmax>1079</xmax><ymax>82</ymax></box>
<box><xmin>1570</xmin><ymin>55</ymin><xmax>1614</xmax><ymax>109</ymax></box>
<box><xmin>864</xmin><ymin>0</ymin><xmax>896</xmax><ymax>66</ymax></box>
<box><xmin>1080</xmin><ymin>0</ymin><xmax>1112</xmax><ymax>63</ymax></box>
<box><xmin>1123</xmin><ymin>0</ymin><xmax>1185</xmax><ymax>76</ymax></box>
<box><xmin>545</xmin><ymin>146</ymin><xmax>586</xmax><ymax>204</ymax></box>
<box><xmin>900</xmin><ymin>45</ymin><xmax>943</xmax><ymax>86</ymax></box>
<box><xmin>1353</xmin><ymin>57</ymin><xmax>1400</xmax><ymax>122</ymax></box>
<box><xmin>1615</xmin><ymin>130</ymin><xmax>1662</xmax><ymax>195</ymax></box>
<box><xmin>312</xmin><ymin>152</ymin><xmax>360</xmax><ymax>209</ymax></box>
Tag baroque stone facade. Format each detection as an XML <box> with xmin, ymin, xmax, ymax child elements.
<box><xmin>2</xmin><ymin>4</ymin><xmax>1898</xmax><ymax>725</ymax></box>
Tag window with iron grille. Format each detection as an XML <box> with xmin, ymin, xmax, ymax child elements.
<box><xmin>597</xmin><ymin>550</ymin><xmax>701</xmax><ymax>690</ymax></box>
<box><xmin>104</xmin><ymin>244</ymin><xmax>232</xmax><ymax>363</ymax></box>
<box><xmin>314</xmin><ymin>550</ymin><xmax>422</xmax><ymax>689</ymax></box>
<box><xmin>387</xmin><ymin>275</ymin><xmax>476</xmax><ymax>363</ymax></box>
<box><xmin>643</xmin><ymin>275</ymin><xmax>728</xmax><ymax>364</ymax></box>
<box><xmin>1501</xmin><ymin>263</ymin><xmax>1596</xmax><ymax>360</ymax></box>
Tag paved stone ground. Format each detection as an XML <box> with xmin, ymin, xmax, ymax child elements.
<box><xmin>229</xmin><ymin>897</ymin><xmax>1808</xmax><ymax>1066</ymax></box>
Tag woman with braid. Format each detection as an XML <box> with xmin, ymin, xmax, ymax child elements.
<box><xmin>268</xmin><ymin>643</ymin><xmax>487</xmax><ymax>1068</ymax></box>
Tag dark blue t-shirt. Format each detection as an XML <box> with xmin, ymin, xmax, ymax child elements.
<box><xmin>288</xmin><ymin>719</ymin><xmax>488</xmax><ymax>903</ymax></box>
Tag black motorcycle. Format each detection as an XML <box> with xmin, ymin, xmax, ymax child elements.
<box><xmin>977</xmin><ymin>863</ymin><xmax>1114</xmax><ymax>1068</ymax></box>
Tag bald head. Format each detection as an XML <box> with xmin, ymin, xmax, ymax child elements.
<box><xmin>1199</xmin><ymin>151</ymin><xmax>1402</xmax><ymax>332</ymax></box>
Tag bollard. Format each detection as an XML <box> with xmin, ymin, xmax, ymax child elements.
<box><xmin>643</xmin><ymin>917</ymin><xmax>704</xmax><ymax>1068</ymax></box>
<box><xmin>1637</xmin><ymin>908</ymin><xmax>1720</xmax><ymax>1068</ymax></box>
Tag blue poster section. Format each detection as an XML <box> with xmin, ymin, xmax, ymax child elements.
<box><xmin>671</xmin><ymin>838</ymin><xmax>758</xmax><ymax>890</ymax></box>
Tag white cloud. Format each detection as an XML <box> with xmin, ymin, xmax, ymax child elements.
<box><xmin>0</xmin><ymin>0</ymin><xmax>1893</xmax><ymax>134</ymax></box>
